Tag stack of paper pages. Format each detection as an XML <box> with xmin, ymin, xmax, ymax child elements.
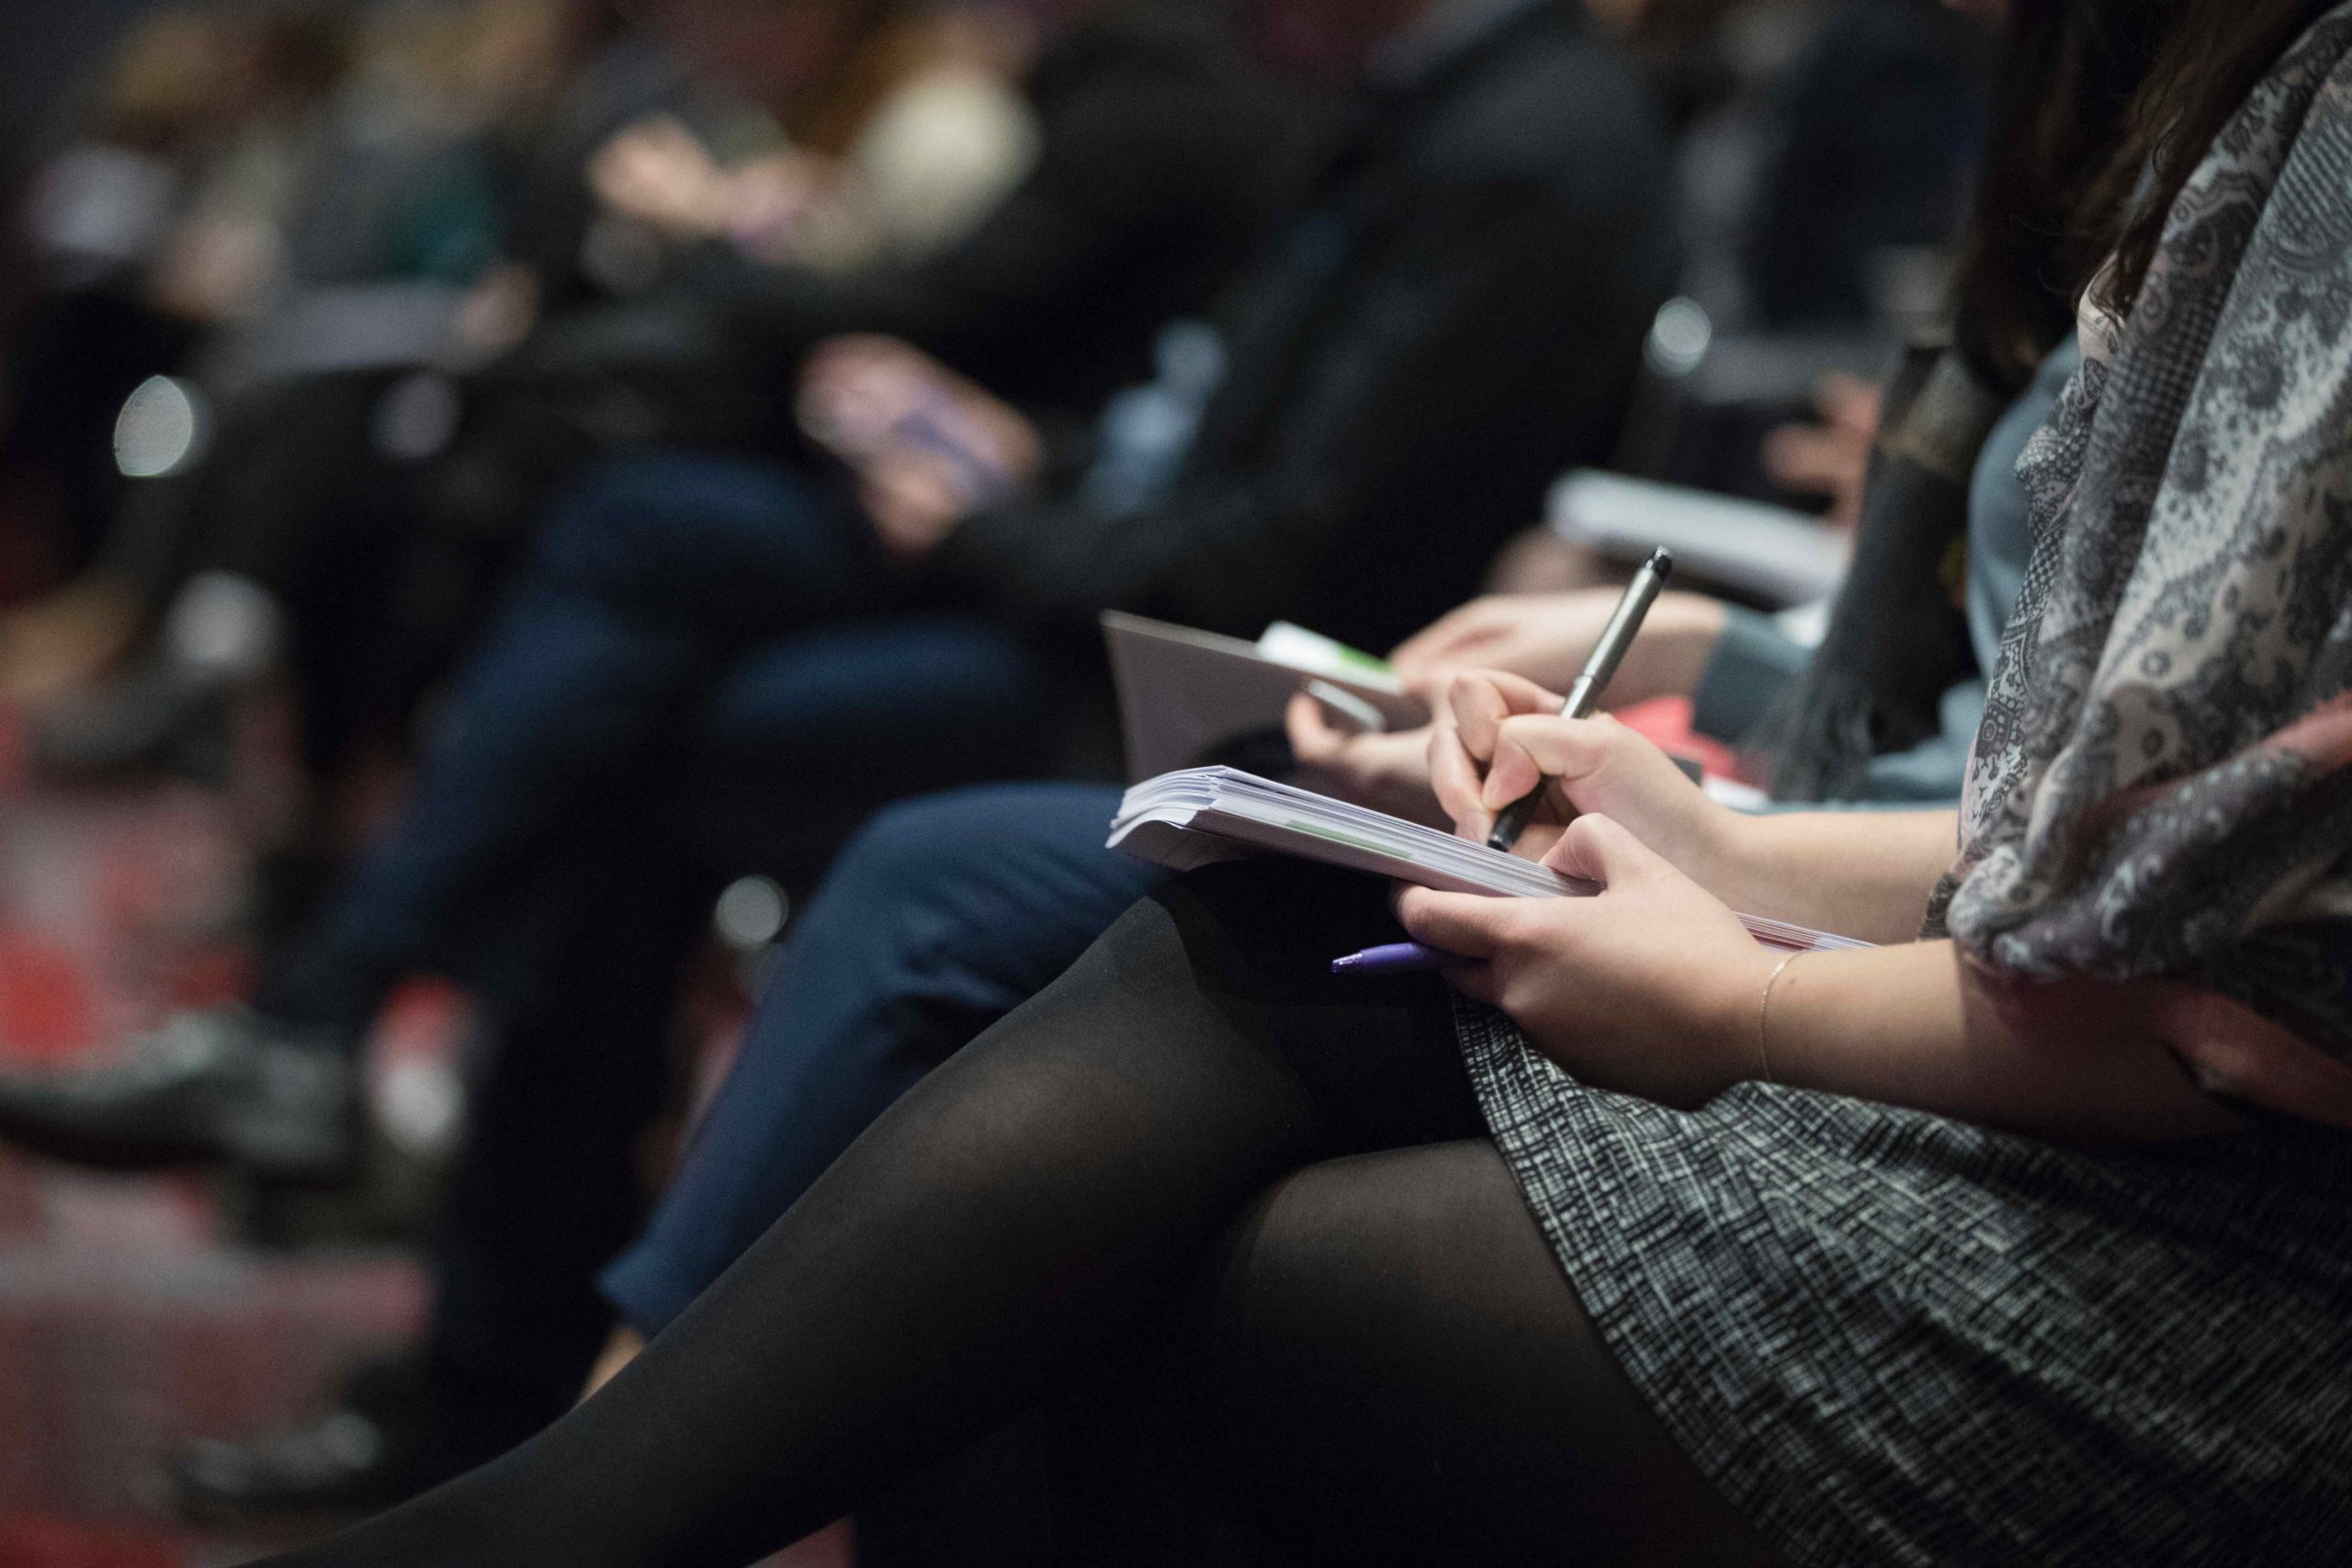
<box><xmin>1110</xmin><ymin>767</ymin><xmax>1869</xmax><ymax>953</ymax></box>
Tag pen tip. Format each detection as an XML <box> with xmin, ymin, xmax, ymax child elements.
<box><xmin>1645</xmin><ymin>547</ymin><xmax>1675</xmax><ymax>581</ymax></box>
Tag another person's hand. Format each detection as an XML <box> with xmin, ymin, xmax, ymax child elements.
<box><xmin>1389</xmin><ymin>591</ymin><xmax>1725</xmax><ymax>704</ymax></box>
<box><xmin>798</xmin><ymin>336</ymin><xmax>1043</xmax><ymax>558</ymax></box>
<box><xmin>1428</xmin><ymin>669</ymin><xmax>1734</xmax><ymax>879</ymax></box>
<box><xmin>455</xmin><ymin>262</ymin><xmax>540</xmax><ymax>355</ymax></box>
<box><xmin>1760</xmin><ymin>371</ymin><xmax>1881</xmax><ymax>527</ymax></box>
<box><xmin>591</xmin><ymin>117</ymin><xmax>829</xmax><ymax>256</ymax></box>
<box><xmin>1283</xmin><ymin>692</ymin><xmax>1449</xmax><ymax>827</ymax></box>
<box><xmin>1394</xmin><ymin>815</ymin><xmax>1774</xmax><ymax>1107</ymax></box>
<box><xmin>148</xmin><ymin>215</ymin><xmax>280</xmax><ymax>321</ymax></box>
<box><xmin>720</xmin><ymin>152</ymin><xmax>826</xmax><ymax>260</ymax></box>
<box><xmin>857</xmin><ymin>446</ymin><xmax>989</xmax><ymax>558</ymax></box>
<box><xmin>590</xmin><ymin>116</ymin><xmax>730</xmax><ymax>237</ymax></box>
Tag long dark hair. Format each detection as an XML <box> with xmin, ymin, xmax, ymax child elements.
<box><xmin>1954</xmin><ymin>0</ymin><xmax>2332</xmax><ymax>389</ymax></box>
<box><xmin>1765</xmin><ymin>0</ymin><xmax>2335</xmax><ymax>800</ymax></box>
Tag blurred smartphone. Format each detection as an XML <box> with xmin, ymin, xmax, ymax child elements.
<box><xmin>1303</xmin><ymin>679</ymin><xmax>1385</xmax><ymax>736</ymax></box>
<box><xmin>798</xmin><ymin>371</ymin><xmax>1016</xmax><ymax>509</ymax></box>
<box><xmin>888</xmin><ymin>387</ymin><xmax>1020</xmax><ymax>509</ymax></box>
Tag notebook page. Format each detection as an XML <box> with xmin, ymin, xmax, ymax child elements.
<box><xmin>1112</xmin><ymin>768</ymin><xmax>1870</xmax><ymax>953</ymax></box>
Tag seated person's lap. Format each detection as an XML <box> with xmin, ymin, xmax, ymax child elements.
<box><xmin>602</xmin><ymin>783</ymin><xmax>1168</xmax><ymax>1333</ymax></box>
<box><xmin>533</xmin><ymin>451</ymin><xmax>885</xmax><ymax>637</ymax></box>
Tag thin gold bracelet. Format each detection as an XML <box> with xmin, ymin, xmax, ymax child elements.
<box><xmin>1756</xmin><ymin>952</ymin><xmax>1804</xmax><ymax>1085</ymax></box>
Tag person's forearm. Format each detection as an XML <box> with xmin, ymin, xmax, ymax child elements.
<box><xmin>1750</xmin><ymin>942</ymin><xmax>2242</xmax><ymax>1145</ymax></box>
<box><xmin>1700</xmin><ymin>808</ymin><xmax>1956</xmax><ymax>944</ymax></box>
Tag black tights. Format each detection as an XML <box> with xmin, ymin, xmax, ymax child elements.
<box><xmin>261</xmin><ymin>864</ymin><xmax>1778</xmax><ymax>1567</ymax></box>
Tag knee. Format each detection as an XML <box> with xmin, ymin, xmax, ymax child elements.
<box><xmin>529</xmin><ymin>453</ymin><xmax>811</xmax><ymax>598</ymax></box>
<box><xmin>789</xmin><ymin>787</ymin><xmax>1108</xmax><ymax>1017</ymax></box>
<box><xmin>826</xmin><ymin>787</ymin><xmax>1046</xmax><ymax>915</ymax></box>
<box><xmin>1206</xmin><ymin>1143</ymin><xmax>1521</xmax><ymax>1358</ymax></box>
<box><xmin>532</xmin><ymin>455</ymin><xmax>693</xmax><ymax>586</ymax></box>
<box><xmin>822</xmin><ymin>784</ymin><xmax>1145</xmax><ymax>959</ymax></box>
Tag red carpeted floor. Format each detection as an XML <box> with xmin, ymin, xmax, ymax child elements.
<box><xmin>0</xmin><ymin>709</ymin><xmax>849</xmax><ymax>1567</ymax></box>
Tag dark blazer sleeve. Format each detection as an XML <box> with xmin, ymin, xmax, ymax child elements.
<box><xmin>688</xmin><ymin>18</ymin><xmax>1311</xmax><ymax>412</ymax></box>
<box><xmin>933</xmin><ymin>69</ymin><xmax>1676</xmax><ymax>645</ymax></box>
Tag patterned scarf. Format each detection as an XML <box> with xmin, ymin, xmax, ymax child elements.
<box><xmin>1925</xmin><ymin>3</ymin><xmax>2352</xmax><ymax>1127</ymax></box>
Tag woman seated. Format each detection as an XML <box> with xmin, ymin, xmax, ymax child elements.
<box><xmin>255</xmin><ymin>0</ymin><xmax>2352</xmax><ymax>1562</ymax></box>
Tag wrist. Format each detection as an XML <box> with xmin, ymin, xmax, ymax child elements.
<box><xmin>1674</xmin><ymin>791</ymin><xmax>1753</xmax><ymax>905</ymax></box>
<box><xmin>1703</xmin><ymin>942</ymin><xmax>1788</xmax><ymax>1092</ymax></box>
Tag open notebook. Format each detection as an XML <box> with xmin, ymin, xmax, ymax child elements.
<box><xmin>1110</xmin><ymin>767</ymin><xmax>1869</xmax><ymax>953</ymax></box>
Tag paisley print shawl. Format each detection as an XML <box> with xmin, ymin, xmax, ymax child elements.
<box><xmin>1926</xmin><ymin>5</ymin><xmax>2352</xmax><ymax>1123</ymax></box>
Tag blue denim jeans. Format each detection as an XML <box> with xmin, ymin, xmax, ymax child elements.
<box><xmin>601</xmin><ymin>782</ymin><xmax>1165</xmax><ymax>1335</ymax></box>
<box><xmin>259</xmin><ymin>453</ymin><xmax>1057</xmax><ymax>1434</ymax></box>
<box><xmin>264</xmin><ymin>450</ymin><xmax>1048</xmax><ymax>1024</ymax></box>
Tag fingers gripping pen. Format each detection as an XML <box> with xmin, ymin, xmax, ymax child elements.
<box><xmin>1485</xmin><ymin>547</ymin><xmax>1674</xmax><ymax>853</ymax></box>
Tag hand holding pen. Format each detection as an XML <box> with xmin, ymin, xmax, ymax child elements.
<box><xmin>1335</xmin><ymin>548</ymin><xmax>1677</xmax><ymax>975</ymax></box>
<box><xmin>1484</xmin><ymin>547</ymin><xmax>1672</xmax><ymax>852</ymax></box>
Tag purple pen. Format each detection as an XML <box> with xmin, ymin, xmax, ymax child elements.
<box><xmin>1330</xmin><ymin>942</ymin><xmax>1464</xmax><ymax>976</ymax></box>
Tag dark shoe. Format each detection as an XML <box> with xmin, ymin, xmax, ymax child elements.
<box><xmin>170</xmin><ymin>1348</ymin><xmax>535</xmax><ymax>1526</ymax></box>
<box><xmin>0</xmin><ymin>1008</ymin><xmax>361</xmax><ymax>1183</ymax></box>
<box><xmin>171</xmin><ymin>1405</ymin><xmax>421</xmax><ymax>1525</ymax></box>
<box><xmin>170</xmin><ymin>1401</ymin><xmax>413</xmax><ymax>1523</ymax></box>
<box><xmin>29</xmin><ymin>659</ymin><xmax>237</xmax><ymax>784</ymax></box>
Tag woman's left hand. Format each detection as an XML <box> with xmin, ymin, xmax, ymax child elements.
<box><xmin>1395</xmin><ymin>814</ymin><xmax>1777</xmax><ymax>1107</ymax></box>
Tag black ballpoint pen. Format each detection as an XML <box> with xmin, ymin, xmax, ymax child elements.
<box><xmin>1485</xmin><ymin>547</ymin><xmax>1675</xmax><ymax>853</ymax></box>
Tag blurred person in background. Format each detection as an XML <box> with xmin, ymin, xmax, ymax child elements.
<box><xmin>1671</xmin><ymin>0</ymin><xmax>1987</xmax><ymax>337</ymax></box>
<box><xmin>0</xmin><ymin>6</ymin><xmax>348</xmax><ymax>582</ymax></box>
<box><xmin>587</xmin><ymin>0</ymin><xmax>1043</xmax><ymax>272</ymax></box>
<box><xmin>1477</xmin><ymin>0</ymin><xmax>1988</xmax><ymax>597</ymax></box>
<box><xmin>0</xmin><ymin>0</ymin><xmax>1678</xmax><ymax>1529</ymax></box>
<box><xmin>0</xmin><ymin>0</ymin><xmax>625</xmax><ymax>713</ymax></box>
<box><xmin>0</xmin><ymin>0</ymin><xmax>1296</xmax><ymax>885</ymax></box>
<box><xmin>0</xmin><ymin>0</ymin><xmax>1313</xmax><ymax>1522</ymax></box>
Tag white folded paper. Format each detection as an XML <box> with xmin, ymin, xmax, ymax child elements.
<box><xmin>1111</xmin><ymin>767</ymin><xmax>1869</xmax><ymax>953</ymax></box>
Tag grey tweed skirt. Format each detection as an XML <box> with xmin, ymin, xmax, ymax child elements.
<box><xmin>1453</xmin><ymin>1001</ymin><xmax>2352</xmax><ymax>1567</ymax></box>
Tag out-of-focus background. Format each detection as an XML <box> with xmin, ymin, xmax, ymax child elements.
<box><xmin>3</xmin><ymin>12</ymin><xmax>385</xmax><ymax>1559</ymax></box>
<box><xmin>0</xmin><ymin>10</ymin><xmax>846</xmax><ymax>1561</ymax></box>
<box><xmin>0</xmin><ymin>0</ymin><xmax>1990</xmax><ymax>1559</ymax></box>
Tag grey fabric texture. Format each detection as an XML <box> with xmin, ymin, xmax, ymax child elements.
<box><xmin>1455</xmin><ymin>998</ymin><xmax>2352</xmax><ymax>1565</ymax></box>
<box><xmin>1928</xmin><ymin>8</ymin><xmax>2352</xmax><ymax>1064</ymax></box>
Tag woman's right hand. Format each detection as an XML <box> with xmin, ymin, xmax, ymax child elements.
<box><xmin>1430</xmin><ymin>669</ymin><xmax>1739</xmax><ymax>886</ymax></box>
